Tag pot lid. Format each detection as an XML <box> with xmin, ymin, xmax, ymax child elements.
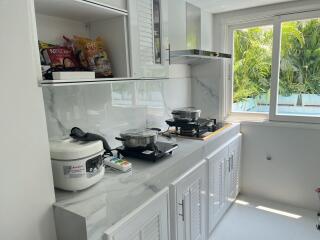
<box><xmin>120</xmin><ymin>128</ymin><xmax>157</xmax><ymax>138</ymax></box>
<box><xmin>50</xmin><ymin>138</ymin><xmax>104</xmax><ymax>161</ymax></box>
<box><xmin>172</xmin><ymin>107</ymin><xmax>201</xmax><ymax>114</ymax></box>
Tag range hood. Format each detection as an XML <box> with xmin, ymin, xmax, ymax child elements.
<box><xmin>168</xmin><ymin>3</ymin><xmax>231</xmax><ymax>65</ymax></box>
<box><xmin>170</xmin><ymin>49</ymin><xmax>232</xmax><ymax>65</ymax></box>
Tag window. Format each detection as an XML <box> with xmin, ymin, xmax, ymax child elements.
<box><xmin>277</xmin><ymin>18</ymin><xmax>320</xmax><ymax>117</ymax></box>
<box><xmin>228</xmin><ymin>11</ymin><xmax>320</xmax><ymax>123</ymax></box>
<box><xmin>232</xmin><ymin>25</ymin><xmax>273</xmax><ymax>113</ymax></box>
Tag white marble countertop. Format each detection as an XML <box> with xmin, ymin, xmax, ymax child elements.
<box><xmin>54</xmin><ymin>123</ymin><xmax>240</xmax><ymax>240</ymax></box>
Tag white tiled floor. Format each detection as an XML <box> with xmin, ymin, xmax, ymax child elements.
<box><xmin>212</xmin><ymin>195</ymin><xmax>320</xmax><ymax>240</ymax></box>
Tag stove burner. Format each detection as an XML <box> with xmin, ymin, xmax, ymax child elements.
<box><xmin>116</xmin><ymin>142</ymin><xmax>178</xmax><ymax>162</ymax></box>
<box><xmin>166</xmin><ymin>118</ymin><xmax>219</xmax><ymax>138</ymax></box>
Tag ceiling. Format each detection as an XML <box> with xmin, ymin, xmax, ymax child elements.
<box><xmin>187</xmin><ymin>0</ymin><xmax>300</xmax><ymax>14</ymax></box>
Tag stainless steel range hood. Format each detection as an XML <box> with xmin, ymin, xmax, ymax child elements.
<box><xmin>168</xmin><ymin>3</ymin><xmax>231</xmax><ymax>65</ymax></box>
<box><xmin>170</xmin><ymin>49</ymin><xmax>232</xmax><ymax>65</ymax></box>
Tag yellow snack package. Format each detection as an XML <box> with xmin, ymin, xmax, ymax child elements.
<box><xmin>73</xmin><ymin>36</ymin><xmax>113</xmax><ymax>78</ymax></box>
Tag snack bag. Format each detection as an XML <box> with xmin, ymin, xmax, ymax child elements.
<box><xmin>73</xmin><ymin>36</ymin><xmax>113</xmax><ymax>78</ymax></box>
<box><xmin>42</xmin><ymin>46</ymin><xmax>79</xmax><ymax>69</ymax></box>
<box><xmin>38</xmin><ymin>41</ymin><xmax>56</xmax><ymax>65</ymax></box>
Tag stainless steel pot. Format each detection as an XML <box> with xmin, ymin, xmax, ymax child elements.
<box><xmin>115</xmin><ymin>128</ymin><xmax>161</xmax><ymax>148</ymax></box>
<box><xmin>172</xmin><ymin>107</ymin><xmax>201</xmax><ymax>121</ymax></box>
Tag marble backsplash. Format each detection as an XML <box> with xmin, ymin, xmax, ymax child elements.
<box><xmin>191</xmin><ymin>61</ymin><xmax>223</xmax><ymax>122</ymax></box>
<box><xmin>42</xmin><ymin>77</ymin><xmax>192</xmax><ymax>149</ymax></box>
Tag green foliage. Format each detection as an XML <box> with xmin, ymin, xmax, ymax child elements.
<box><xmin>233</xmin><ymin>18</ymin><xmax>320</xmax><ymax>103</ymax></box>
<box><xmin>233</xmin><ymin>26</ymin><xmax>273</xmax><ymax>102</ymax></box>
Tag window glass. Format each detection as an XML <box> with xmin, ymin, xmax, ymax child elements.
<box><xmin>232</xmin><ymin>25</ymin><xmax>274</xmax><ymax>113</ymax></box>
<box><xmin>277</xmin><ymin>18</ymin><xmax>320</xmax><ymax>116</ymax></box>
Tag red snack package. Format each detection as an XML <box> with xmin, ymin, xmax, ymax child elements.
<box><xmin>42</xmin><ymin>47</ymin><xmax>79</xmax><ymax>69</ymax></box>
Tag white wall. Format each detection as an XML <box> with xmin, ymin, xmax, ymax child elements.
<box><xmin>210</xmin><ymin>0</ymin><xmax>320</xmax><ymax>210</ymax></box>
<box><xmin>241</xmin><ymin>122</ymin><xmax>320</xmax><ymax>210</ymax></box>
<box><xmin>0</xmin><ymin>1</ymin><xmax>57</xmax><ymax>240</ymax></box>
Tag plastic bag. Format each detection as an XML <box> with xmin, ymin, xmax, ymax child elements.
<box><xmin>73</xmin><ymin>36</ymin><xmax>113</xmax><ymax>78</ymax></box>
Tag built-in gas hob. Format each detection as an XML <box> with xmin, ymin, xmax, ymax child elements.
<box><xmin>116</xmin><ymin>142</ymin><xmax>178</xmax><ymax>162</ymax></box>
<box><xmin>166</xmin><ymin>118</ymin><xmax>225</xmax><ymax>139</ymax></box>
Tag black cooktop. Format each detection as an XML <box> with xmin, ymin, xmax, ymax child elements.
<box><xmin>116</xmin><ymin>142</ymin><xmax>178</xmax><ymax>162</ymax></box>
<box><xmin>166</xmin><ymin>118</ymin><xmax>219</xmax><ymax>137</ymax></box>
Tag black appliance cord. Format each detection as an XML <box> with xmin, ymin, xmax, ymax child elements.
<box><xmin>70</xmin><ymin>127</ymin><xmax>113</xmax><ymax>156</ymax></box>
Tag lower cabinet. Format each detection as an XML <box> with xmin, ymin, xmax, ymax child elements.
<box><xmin>104</xmin><ymin>134</ymin><xmax>242</xmax><ymax>240</ymax></box>
<box><xmin>170</xmin><ymin>160</ymin><xmax>207</xmax><ymax>240</ymax></box>
<box><xmin>104</xmin><ymin>188</ymin><xmax>170</xmax><ymax>240</ymax></box>
<box><xmin>207</xmin><ymin>134</ymin><xmax>242</xmax><ymax>236</ymax></box>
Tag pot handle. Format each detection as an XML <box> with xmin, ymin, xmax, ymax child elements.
<box><xmin>115</xmin><ymin>137</ymin><xmax>126</xmax><ymax>141</ymax></box>
<box><xmin>148</xmin><ymin>128</ymin><xmax>161</xmax><ymax>132</ymax></box>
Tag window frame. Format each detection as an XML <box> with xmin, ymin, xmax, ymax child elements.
<box><xmin>227</xmin><ymin>10</ymin><xmax>320</xmax><ymax>123</ymax></box>
<box><xmin>270</xmin><ymin>10</ymin><xmax>320</xmax><ymax>123</ymax></box>
<box><xmin>227</xmin><ymin>19</ymin><xmax>274</xmax><ymax>118</ymax></box>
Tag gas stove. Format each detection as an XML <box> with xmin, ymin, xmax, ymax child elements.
<box><xmin>166</xmin><ymin>118</ymin><xmax>222</xmax><ymax>139</ymax></box>
<box><xmin>116</xmin><ymin>142</ymin><xmax>178</xmax><ymax>162</ymax></box>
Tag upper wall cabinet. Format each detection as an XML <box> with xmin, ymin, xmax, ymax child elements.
<box><xmin>90</xmin><ymin>0</ymin><xmax>127</xmax><ymax>10</ymax></box>
<box><xmin>128</xmin><ymin>0</ymin><xmax>169</xmax><ymax>78</ymax></box>
<box><xmin>34</xmin><ymin>0</ymin><xmax>130</xmax><ymax>84</ymax></box>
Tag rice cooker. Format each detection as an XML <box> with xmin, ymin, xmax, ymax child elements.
<box><xmin>50</xmin><ymin>138</ymin><xmax>105</xmax><ymax>191</ymax></box>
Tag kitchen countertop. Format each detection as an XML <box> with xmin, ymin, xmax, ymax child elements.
<box><xmin>54</xmin><ymin>123</ymin><xmax>240</xmax><ymax>240</ymax></box>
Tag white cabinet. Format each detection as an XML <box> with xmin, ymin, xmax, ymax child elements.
<box><xmin>207</xmin><ymin>134</ymin><xmax>242</xmax><ymax>235</ymax></box>
<box><xmin>207</xmin><ymin>145</ymin><xmax>228</xmax><ymax>232</ymax></box>
<box><xmin>34</xmin><ymin>0</ymin><xmax>131</xmax><ymax>81</ymax></box>
<box><xmin>89</xmin><ymin>0</ymin><xmax>127</xmax><ymax>10</ymax></box>
<box><xmin>128</xmin><ymin>0</ymin><xmax>169</xmax><ymax>78</ymax></box>
<box><xmin>104</xmin><ymin>188</ymin><xmax>170</xmax><ymax>240</ymax></box>
<box><xmin>170</xmin><ymin>160</ymin><xmax>206</xmax><ymax>240</ymax></box>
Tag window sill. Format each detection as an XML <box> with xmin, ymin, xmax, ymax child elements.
<box><xmin>225</xmin><ymin>112</ymin><xmax>268</xmax><ymax>123</ymax></box>
<box><xmin>226</xmin><ymin>113</ymin><xmax>320</xmax><ymax>130</ymax></box>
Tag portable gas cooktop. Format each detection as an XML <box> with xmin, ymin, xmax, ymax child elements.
<box><xmin>116</xmin><ymin>142</ymin><xmax>178</xmax><ymax>162</ymax></box>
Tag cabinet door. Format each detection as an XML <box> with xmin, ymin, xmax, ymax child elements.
<box><xmin>104</xmin><ymin>188</ymin><xmax>170</xmax><ymax>240</ymax></box>
<box><xmin>207</xmin><ymin>145</ymin><xmax>228</xmax><ymax>234</ymax></box>
<box><xmin>228</xmin><ymin>135</ymin><xmax>242</xmax><ymax>202</ymax></box>
<box><xmin>128</xmin><ymin>0</ymin><xmax>169</xmax><ymax>78</ymax></box>
<box><xmin>170</xmin><ymin>160</ymin><xmax>206</xmax><ymax>240</ymax></box>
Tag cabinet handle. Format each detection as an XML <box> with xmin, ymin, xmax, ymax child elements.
<box><xmin>178</xmin><ymin>199</ymin><xmax>184</xmax><ymax>221</ymax></box>
<box><xmin>231</xmin><ymin>154</ymin><xmax>234</xmax><ymax>170</ymax></box>
<box><xmin>166</xmin><ymin>44</ymin><xmax>171</xmax><ymax>65</ymax></box>
<box><xmin>228</xmin><ymin>157</ymin><xmax>231</xmax><ymax>172</ymax></box>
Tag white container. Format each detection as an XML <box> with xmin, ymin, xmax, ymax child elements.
<box><xmin>52</xmin><ymin>71</ymin><xmax>95</xmax><ymax>80</ymax></box>
<box><xmin>50</xmin><ymin>138</ymin><xmax>105</xmax><ymax>191</ymax></box>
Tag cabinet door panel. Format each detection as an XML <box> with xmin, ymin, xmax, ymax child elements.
<box><xmin>171</xmin><ymin>160</ymin><xmax>206</xmax><ymax>240</ymax></box>
<box><xmin>104</xmin><ymin>188</ymin><xmax>169</xmax><ymax>240</ymax></box>
<box><xmin>141</xmin><ymin>215</ymin><xmax>161</xmax><ymax>240</ymax></box>
<box><xmin>228</xmin><ymin>135</ymin><xmax>242</xmax><ymax>203</ymax></box>
<box><xmin>189</xmin><ymin>180</ymin><xmax>202</xmax><ymax>240</ymax></box>
<box><xmin>128</xmin><ymin>0</ymin><xmax>169</xmax><ymax>78</ymax></box>
<box><xmin>207</xmin><ymin>145</ymin><xmax>228</xmax><ymax>234</ymax></box>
